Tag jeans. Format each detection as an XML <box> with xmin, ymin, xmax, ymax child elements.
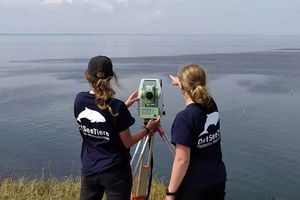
<box><xmin>80</xmin><ymin>164</ymin><xmax>132</xmax><ymax>200</ymax></box>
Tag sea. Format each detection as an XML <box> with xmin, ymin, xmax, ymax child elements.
<box><xmin>0</xmin><ymin>34</ymin><xmax>300</xmax><ymax>200</ymax></box>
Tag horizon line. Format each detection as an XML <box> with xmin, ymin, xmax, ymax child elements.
<box><xmin>1</xmin><ymin>33</ymin><xmax>300</xmax><ymax>36</ymax></box>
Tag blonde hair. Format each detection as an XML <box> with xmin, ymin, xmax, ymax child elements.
<box><xmin>178</xmin><ymin>64</ymin><xmax>212</xmax><ymax>108</ymax></box>
<box><xmin>85</xmin><ymin>71</ymin><xmax>119</xmax><ymax>116</ymax></box>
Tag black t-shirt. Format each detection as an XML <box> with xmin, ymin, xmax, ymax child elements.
<box><xmin>74</xmin><ymin>92</ymin><xmax>135</xmax><ymax>176</ymax></box>
<box><xmin>171</xmin><ymin>100</ymin><xmax>226</xmax><ymax>188</ymax></box>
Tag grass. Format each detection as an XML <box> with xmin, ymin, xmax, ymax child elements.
<box><xmin>0</xmin><ymin>177</ymin><xmax>167</xmax><ymax>200</ymax></box>
<box><xmin>0</xmin><ymin>177</ymin><xmax>284</xmax><ymax>200</ymax></box>
<box><xmin>0</xmin><ymin>177</ymin><xmax>80</xmax><ymax>200</ymax></box>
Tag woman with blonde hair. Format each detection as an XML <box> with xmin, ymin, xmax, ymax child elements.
<box><xmin>166</xmin><ymin>64</ymin><xmax>226</xmax><ymax>200</ymax></box>
<box><xmin>74</xmin><ymin>55</ymin><xmax>160</xmax><ymax>200</ymax></box>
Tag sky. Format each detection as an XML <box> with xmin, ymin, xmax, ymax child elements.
<box><xmin>0</xmin><ymin>0</ymin><xmax>300</xmax><ymax>35</ymax></box>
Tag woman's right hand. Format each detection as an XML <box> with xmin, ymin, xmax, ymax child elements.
<box><xmin>145</xmin><ymin>115</ymin><xmax>161</xmax><ymax>133</ymax></box>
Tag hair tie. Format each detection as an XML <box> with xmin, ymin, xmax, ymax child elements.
<box><xmin>96</xmin><ymin>73</ymin><xmax>112</xmax><ymax>81</ymax></box>
<box><xmin>193</xmin><ymin>84</ymin><xmax>202</xmax><ymax>91</ymax></box>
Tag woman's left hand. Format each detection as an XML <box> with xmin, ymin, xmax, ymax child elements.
<box><xmin>125</xmin><ymin>90</ymin><xmax>139</xmax><ymax>108</ymax></box>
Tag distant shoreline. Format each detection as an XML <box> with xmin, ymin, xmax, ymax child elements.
<box><xmin>9</xmin><ymin>50</ymin><xmax>300</xmax><ymax>64</ymax></box>
<box><xmin>274</xmin><ymin>48</ymin><xmax>300</xmax><ymax>51</ymax></box>
<box><xmin>1</xmin><ymin>33</ymin><xmax>300</xmax><ymax>37</ymax></box>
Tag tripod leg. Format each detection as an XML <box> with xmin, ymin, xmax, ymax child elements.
<box><xmin>135</xmin><ymin>135</ymin><xmax>154</xmax><ymax>200</ymax></box>
<box><xmin>133</xmin><ymin>136</ymin><xmax>149</xmax><ymax>178</ymax></box>
<box><xmin>132</xmin><ymin>127</ymin><xmax>174</xmax><ymax>200</ymax></box>
<box><xmin>157</xmin><ymin>127</ymin><xmax>175</xmax><ymax>156</ymax></box>
<box><xmin>161</xmin><ymin>134</ymin><xmax>175</xmax><ymax>156</ymax></box>
<box><xmin>131</xmin><ymin>140</ymin><xmax>142</xmax><ymax>166</ymax></box>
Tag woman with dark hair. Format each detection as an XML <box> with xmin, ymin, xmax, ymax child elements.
<box><xmin>166</xmin><ymin>64</ymin><xmax>226</xmax><ymax>200</ymax></box>
<box><xmin>74</xmin><ymin>55</ymin><xmax>160</xmax><ymax>200</ymax></box>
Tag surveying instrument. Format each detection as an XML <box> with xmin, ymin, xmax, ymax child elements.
<box><xmin>131</xmin><ymin>79</ymin><xmax>175</xmax><ymax>200</ymax></box>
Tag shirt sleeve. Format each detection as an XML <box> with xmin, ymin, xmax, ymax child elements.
<box><xmin>171</xmin><ymin>114</ymin><xmax>192</xmax><ymax>147</ymax></box>
<box><xmin>73</xmin><ymin>93</ymin><xmax>81</xmax><ymax>118</ymax></box>
<box><xmin>116</xmin><ymin>102</ymin><xmax>135</xmax><ymax>132</ymax></box>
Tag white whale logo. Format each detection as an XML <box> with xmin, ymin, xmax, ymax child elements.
<box><xmin>77</xmin><ymin>107</ymin><xmax>106</xmax><ymax>123</ymax></box>
<box><xmin>199</xmin><ymin>112</ymin><xmax>219</xmax><ymax>137</ymax></box>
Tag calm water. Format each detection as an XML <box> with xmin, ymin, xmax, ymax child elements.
<box><xmin>1</xmin><ymin>34</ymin><xmax>300</xmax><ymax>199</ymax></box>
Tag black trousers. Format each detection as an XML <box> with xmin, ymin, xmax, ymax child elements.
<box><xmin>80</xmin><ymin>164</ymin><xmax>132</xmax><ymax>200</ymax></box>
<box><xmin>175</xmin><ymin>182</ymin><xmax>226</xmax><ymax>200</ymax></box>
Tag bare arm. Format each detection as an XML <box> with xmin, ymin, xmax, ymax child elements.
<box><xmin>119</xmin><ymin>116</ymin><xmax>161</xmax><ymax>149</ymax></box>
<box><xmin>166</xmin><ymin>144</ymin><xmax>190</xmax><ymax>200</ymax></box>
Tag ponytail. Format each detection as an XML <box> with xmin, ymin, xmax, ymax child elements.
<box><xmin>85</xmin><ymin>71</ymin><xmax>119</xmax><ymax>116</ymax></box>
<box><xmin>191</xmin><ymin>85</ymin><xmax>211</xmax><ymax>108</ymax></box>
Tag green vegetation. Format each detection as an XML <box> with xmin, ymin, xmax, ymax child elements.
<box><xmin>0</xmin><ymin>177</ymin><xmax>80</xmax><ymax>200</ymax></box>
<box><xmin>0</xmin><ymin>177</ymin><xmax>167</xmax><ymax>200</ymax></box>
